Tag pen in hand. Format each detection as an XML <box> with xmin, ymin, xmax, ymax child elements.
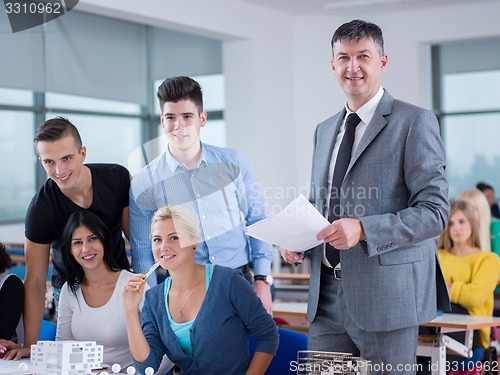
<box><xmin>134</xmin><ymin>262</ymin><xmax>160</xmax><ymax>291</ymax></box>
<box><xmin>294</xmin><ymin>252</ymin><xmax>303</xmax><ymax>267</ymax></box>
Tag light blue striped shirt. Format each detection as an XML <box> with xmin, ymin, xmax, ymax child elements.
<box><xmin>129</xmin><ymin>143</ymin><xmax>273</xmax><ymax>286</ymax></box>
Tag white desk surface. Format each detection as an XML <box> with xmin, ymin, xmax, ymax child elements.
<box><xmin>272</xmin><ymin>302</ymin><xmax>307</xmax><ymax>317</ymax></box>
<box><xmin>422</xmin><ymin>313</ymin><xmax>500</xmax><ymax>329</ymax></box>
<box><xmin>0</xmin><ymin>359</ymin><xmax>30</xmax><ymax>375</ymax></box>
<box><xmin>0</xmin><ymin>359</ymin><xmax>126</xmax><ymax>375</ymax></box>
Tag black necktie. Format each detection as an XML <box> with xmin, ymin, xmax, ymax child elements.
<box><xmin>326</xmin><ymin>113</ymin><xmax>362</xmax><ymax>267</ymax></box>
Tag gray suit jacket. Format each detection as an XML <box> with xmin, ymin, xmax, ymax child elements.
<box><xmin>308</xmin><ymin>90</ymin><xmax>450</xmax><ymax>332</ymax></box>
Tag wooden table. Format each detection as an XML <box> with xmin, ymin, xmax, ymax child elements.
<box><xmin>272</xmin><ymin>274</ymin><xmax>310</xmax><ymax>301</ymax></box>
<box><xmin>9</xmin><ymin>254</ymin><xmax>26</xmax><ymax>264</ymax></box>
<box><xmin>272</xmin><ymin>273</ymin><xmax>310</xmax><ymax>281</ymax></box>
<box><xmin>272</xmin><ymin>302</ymin><xmax>309</xmax><ymax>334</ymax></box>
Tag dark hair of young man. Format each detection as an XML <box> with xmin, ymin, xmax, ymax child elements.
<box><xmin>60</xmin><ymin>211</ymin><xmax>126</xmax><ymax>295</ymax></box>
<box><xmin>331</xmin><ymin>19</ymin><xmax>384</xmax><ymax>55</ymax></box>
<box><xmin>157</xmin><ymin>76</ymin><xmax>204</xmax><ymax>114</ymax></box>
<box><xmin>34</xmin><ymin>116</ymin><xmax>83</xmax><ymax>150</ymax></box>
<box><xmin>0</xmin><ymin>243</ymin><xmax>12</xmax><ymax>273</ymax></box>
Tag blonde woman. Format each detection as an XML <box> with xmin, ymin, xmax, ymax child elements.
<box><xmin>437</xmin><ymin>200</ymin><xmax>499</xmax><ymax>349</ymax></box>
<box><xmin>457</xmin><ymin>188</ymin><xmax>491</xmax><ymax>252</ymax></box>
<box><xmin>123</xmin><ymin>205</ymin><xmax>278</xmax><ymax>375</ymax></box>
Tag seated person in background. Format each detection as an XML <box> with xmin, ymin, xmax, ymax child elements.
<box><xmin>122</xmin><ymin>205</ymin><xmax>278</xmax><ymax>375</ymax></box>
<box><xmin>56</xmin><ymin>211</ymin><xmax>144</xmax><ymax>368</ymax></box>
<box><xmin>477</xmin><ymin>182</ymin><xmax>500</xmax><ymax>220</ymax></box>
<box><xmin>0</xmin><ymin>243</ymin><xmax>24</xmax><ymax>342</ymax></box>
<box><xmin>437</xmin><ymin>200</ymin><xmax>500</xmax><ymax>349</ymax></box>
<box><xmin>457</xmin><ymin>188</ymin><xmax>492</xmax><ymax>252</ymax></box>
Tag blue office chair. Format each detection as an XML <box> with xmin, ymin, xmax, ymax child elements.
<box><xmin>46</xmin><ymin>264</ymin><xmax>54</xmax><ymax>282</ymax></box>
<box><xmin>9</xmin><ymin>264</ymin><xmax>26</xmax><ymax>280</ymax></box>
<box><xmin>249</xmin><ymin>327</ymin><xmax>308</xmax><ymax>375</ymax></box>
<box><xmin>38</xmin><ymin>319</ymin><xmax>57</xmax><ymax>341</ymax></box>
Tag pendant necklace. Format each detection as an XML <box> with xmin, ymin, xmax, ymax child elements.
<box><xmin>172</xmin><ymin>283</ymin><xmax>198</xmax><ymax>318</ymax></box>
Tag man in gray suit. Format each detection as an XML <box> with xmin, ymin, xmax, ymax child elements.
<box><xmin>281</xmin><ymin>20</ymin><xmax>450</xmax><ymax>374</ymax></box>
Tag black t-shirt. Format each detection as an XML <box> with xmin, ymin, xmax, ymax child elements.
<box><xmin>25</xmin><ymin>164</ymin><xmax>130</xmax><ymax>288</ymax></box>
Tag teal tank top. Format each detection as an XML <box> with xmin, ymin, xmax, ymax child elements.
<box><xmin>164</xmin><ymin>264</ymin><xmax>214</xmax><ymax>356</ymax></box>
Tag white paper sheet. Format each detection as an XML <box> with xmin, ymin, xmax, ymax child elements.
<box><xmin>246</xmin><ymin>194</ymin><xmax>330</xmax><ymax>252</ymax></box>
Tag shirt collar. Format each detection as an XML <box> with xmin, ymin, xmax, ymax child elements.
<box><xmin>165</xmin><ymin>143</ymin><xmax>207</xmax><ymax>172</ymax></box>
<box><xmin>344</xmin><ymin>86</ymin><xmax>384</xmax><ymax>125</ymax></box>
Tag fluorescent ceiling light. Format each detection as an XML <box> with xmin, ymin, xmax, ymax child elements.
<box><xmin>324</xmin><ymin>0</ymin><xmax>430</xmax><ymax>10</ymax></box>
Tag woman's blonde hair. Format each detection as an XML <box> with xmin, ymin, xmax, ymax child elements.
<box><xmin>457</xmin><ymin>188</ymin><xmax>491</xmax><ymax>252</ymax></box>
<box><xmin>151</xmin><ymin>205</ymin><xmax>200</xmax><ymax>247</ymax></box>
<box><xmin>438</xmin><ymin>200</ymin><xmax>481</xmax><ymax>251</ymax></box>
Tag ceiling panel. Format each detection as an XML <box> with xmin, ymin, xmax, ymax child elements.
<box><xmin>235</xmin><ymin>0</ymin><xmax>482</xmax><ymax>15</ymax></box>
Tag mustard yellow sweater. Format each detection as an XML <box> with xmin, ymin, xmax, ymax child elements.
<box><xmin>438</xmin><ymin>249</ymin><xmax>500</xmax><ymax>347</ymax></box>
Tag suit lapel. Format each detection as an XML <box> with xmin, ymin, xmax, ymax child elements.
<box><xmin>318</xmin><ymin>112</ymin><xmax>345</xmax><ymax>193</ymax></box>
<box><xmin>348</xmin><ymin>91</ymin><xmax>394</xmax><ymax>171</ymax></box>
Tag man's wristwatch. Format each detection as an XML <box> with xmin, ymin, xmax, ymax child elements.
<box><xmin>254</xmin><ymin>274</ymin><xmax>273</xmax><ymax>286</ymax></box>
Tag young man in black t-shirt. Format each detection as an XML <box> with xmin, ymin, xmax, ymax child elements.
<box><xmin>2</xmin><ymin>117</ymin><xmax>130</xmax><ymax>360</ymax></box>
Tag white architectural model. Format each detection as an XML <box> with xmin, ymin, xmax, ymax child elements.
<box><xmin>296</xmin><ymin>350</ymin><xmax>371</xmax><ymax>375</ymax></box>
<box><xmin>30</xmin><ymin>340</ymin><xmax>104</xmax><ymax>375</ymax></box>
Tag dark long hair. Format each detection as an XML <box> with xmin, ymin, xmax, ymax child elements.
<box><xmin>0</xmin><ymin>243</ymin><xmax>12</xmax><ymax>273</ymax></box>
<box><xmin>61</xmin><ymin>211</ymin><xmax>124</xmax><ymax>294</ymax></box>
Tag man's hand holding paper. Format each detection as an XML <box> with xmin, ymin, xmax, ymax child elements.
<box><xmin>245</xmin><ymin>194</ymin><xmax>330</xmax><ymax>252</ymax></box>
<box><xmin>317</xmin><ymin>218</ymin><xmax>366</xmax><ymax>250</ymax></box>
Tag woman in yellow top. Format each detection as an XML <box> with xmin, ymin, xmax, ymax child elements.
<box><xmin>437</xmin><ymin>200</ymin><xmax>500</xmax><ymax>348</ymax></box>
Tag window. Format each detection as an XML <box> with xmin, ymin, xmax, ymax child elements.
<box><xmin>433</xmin><ymin>40</ymin><xmax>500</xmax><ymax>198</ymax></box>
<box><xmin>193</xmin><ymin>74</ymin><xmax>226</xmax><ymax>147</ymax></box>
<box><xmin>443</xmin><ymin>112</ymin><xmax>500</xmax><ymax>198</ymax></box>
<box><xmin>47</xmin><ymin>92</ymin><xmax>144</xmax><ymax>168</ymax></box>
<box><xmin>0</xmin><ymin>110</ymin><xmax>35</xmax><ymax>221</ymax></box>
<box><xmin>47</xmin><ymin>112</ymin><xmax>143</xmax><ymax>167</ymax></box>
<box><xmin>0</xmin><ymin>87</ymin><xmax>33</xmax><ymax>106</ymax></box>
<box><xmin>46</xmin><ymin>93</ymin><xmax>142</xmax><ymax>115</ymax></box>
<box><xmin>0</xmin><ymin>10</ymin><xmax>223</xmax><ymax>223</ymax></box>
<box><xmin>442</xmin><ymin>70</ymin><xmax>500</xmax><ymax>113</ymax></box>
